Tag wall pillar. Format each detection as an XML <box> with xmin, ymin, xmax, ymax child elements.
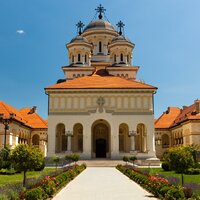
<box><xmin>110</xmin><ymin>123</ymin><xmax>119</xmax><ymax>159</ymax></box>
<box><xmin>82</xmin><ymin>124</ymin><xmax>91</xmax><ymax>159</ymax></box>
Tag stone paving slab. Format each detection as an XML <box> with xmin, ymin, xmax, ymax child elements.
<box><xmin>53</xmin><ymin>167</ymin><xmax>158</xmax><ymax>200</ymax></box>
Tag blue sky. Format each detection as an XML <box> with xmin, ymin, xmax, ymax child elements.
<box><xmin>0</xmin><ymin>0</ymin><xmax>200</xmax><ymax>119</ymax></box>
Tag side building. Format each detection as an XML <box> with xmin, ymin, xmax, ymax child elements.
<box><xmin>0</xmin><ymin>100</ymin><xmax>47</xmax><ymax>155</ymax></box>
<box><xmin>155</xmin><ymin>99</ymin><xmax>200</xmax><ymax>159</ymax></box>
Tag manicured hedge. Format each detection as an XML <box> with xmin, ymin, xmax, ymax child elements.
<box><xmin>24</xmin><ymin>164</ymin><xmax>86</xmax><ymax>200</ymax></box>
<box><xmin>116</xmin><ymin>164</ymin><xmax>191</xmax><ymax>199</ymax></box>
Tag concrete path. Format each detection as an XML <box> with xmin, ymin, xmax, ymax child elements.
<box><xmin>53</xmin><ymin>167</ymin><xmax>157</xmax><ymax>200</ymax></box>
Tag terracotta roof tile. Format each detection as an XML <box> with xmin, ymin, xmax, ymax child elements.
<box><xmin>155</xmin><ymin>107</ymin><xmax>181</xmax><ymax>129</ymax></box>
<box><xmin>0</xmin><ymin>101</ymin><xmax>27</xmax><ymax>124</ymax></box>
<box><xmin>19</xmin><ymin>108</ymin><xmax>48</xmax><ymax>129</ymax></box>
<box><xmin>46</xmin><ymin>75</ymin><xmax>157</xmax><ymax>90</ymax></box>
<box><xmin>0</xmin><ymin>101</ymin><xmax>47</xmax><ymax>129</ymax></box>
<box><xmin>155</xmin><ymin>100</ymin><xmax>200</xmax><ymax>129</ymax></box>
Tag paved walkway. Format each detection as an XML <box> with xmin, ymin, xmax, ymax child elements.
<box><xmin>53</xmin><ymin>167</ymin><xmax>158</xmax><ymax>200</ymax></box>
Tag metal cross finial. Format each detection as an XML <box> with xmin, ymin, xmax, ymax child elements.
<box><xmin>95</xmin><ymin>4</ymin><xmax>106</xmax><ymax>19</ymax></box>
<box><xmin>116</xmin><ymin>20</ymin><xmax>125</xmax><ymax>35</ymax></box>
<box><xmin>76</xmin><ymin>21</ymin><xmax>85</xmax><ymax>35</ymax></box>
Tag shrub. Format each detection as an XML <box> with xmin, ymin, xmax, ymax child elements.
<box><xmin>25</xmin><ymin>187</ymin><xmax>44</xmax><ymax>200</ymax></box>
<box><xmin>0</xmin><ymin>194</ymin><xmax>8</xmax><ymax>200</ymax></box>
<box><xmin>7</xmin><ymin>190</ymin><xmax>19</xmax><ymax>200</ymax></box>
<box><xmin>129</xmin><ymin>156</ymin><xmax>137</xmax><ymax>163</ymax></box>
<box><xmin>65</xmin><ymin>154</ymin><xmax>80</xmax><ymax>164</ymax></box>
<box><xmin>162</xmin><ymin>162</ymin><xmax>170</xmax><ymax>171</ymax></box>
<box><xmin>116</xmin><ymin>164</ymin><xmax>188</xmax><ymax>199</ymax></box>
<box><xmin>34</xmin><ymin>159</ymin><xmax>45</xmax><ymax>171</ymax></box>
<box><xmin>122</xmin><ymin>156</ymin><xmax>129</xmax><ymax>164</ymax></box>
<box><xmin>183</xmin><ymin>187</ymin><xmax>193</xmax><ymax>199</ymax></box>
<box><xmin>0</xmin><ymin>168</ymin><xmax>16</xmax><ymax>175</ymax></box>
<box><xmin>186</xmin><ymin>168</ymin><xmax>200</xmax><ymax>175</ymax></box>
<box><xmin>165</xmin><ymin>187</ymin><xmax>185</xmax><ymax>200</ymax></box>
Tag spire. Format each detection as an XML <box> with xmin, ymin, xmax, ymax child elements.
<box><xmin>76</xmin><ymin>21</ymin><xmax>85</xmax><ymax>35</ymax></box>
<box><xmin>95</xmin><ymin>4</ymin><xmax>106</xmax><ymax>19</ymax></box>
<box><xmin>116</xmin><ymin>20</ymin><xmax>125</xmax><ymax>35</ymax></box>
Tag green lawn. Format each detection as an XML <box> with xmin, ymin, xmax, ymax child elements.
<box><xmin>0</xmin><ymin>168</ymin><xmax>57</xmax><ymax>186</ymax></box>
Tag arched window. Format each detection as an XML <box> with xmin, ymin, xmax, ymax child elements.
<box><xmin>127</xmin><ymin>55</ymin><xmax>129</xmax><ymax>63</ymax></box>
<box><xmin>162</xmin><ymin>134</ymin><xmax>169</xmax><ymax>148</ymax></box>
<box><xmin>119</xmin><ymin>123</ymin><xmax>130</xmax><ymax>152</ymax></box>
<box><xmin>114</xmin><ymin>54</ymin><xmax>117</xmax><ymax>63</ymax></box>
<box><xmin>72</xmin><ymin>55</ymin><xmax>74</xmax><ymax>63</ymax></box>
<box><xmin>32</xmin><ymin>135</ymin><xmax>39</xmax><ymax>146</ymax></box>
<box><xmin>78</xmin><ymin>54</ymin><xmax>81</xmax><ymax>62</ymax></box>
<box><xmin>55</xmin><ymin>123</ymin><xmax>67</xmax><ymax>153</ymax></box>
<box><xmin>72</xmin><ymin>123</ymin><xmax>83</xmax><ymax>152</ymax></box>
<box><xmin>135</xmin><ymin>123</ymin><xmax>147</xmax><ymax>152</ymax></box>
<box><xmin>85</xmin><ymin>55</ymin><xmax>87</xmax><ymax>63</ymax></box>
<box><xmin>99</xmin><ymin>41</ymin><xmax>102</xmax><ymax>53</ymax></box>
<box><xmin>120</xmin><ymin>53</ymin><xmax>123</xmax><ymax>62</ymax></box>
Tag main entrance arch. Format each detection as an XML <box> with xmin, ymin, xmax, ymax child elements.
<box><xmin>92</xmin><ymin>119</ymin><xmax>110</xmax><ymax>158</ymax></box>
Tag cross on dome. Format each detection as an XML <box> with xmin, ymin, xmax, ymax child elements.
<box><xmin>76</xmin><ymin>21</ymin><xmax>85</xmax><ymax>35</ymax></box>
<box><xmin>95</xmin><ymin>4</ymin><xmax>106</xmax><ymax>19</ymax></box>
<box><xmin>116</xmin><ymin>20</ymin><xmax>125</xmax><ymax>35</ymax></box>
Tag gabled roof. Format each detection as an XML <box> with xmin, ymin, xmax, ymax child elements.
<box><xmin>171</xmin><ymin>100</ymin><xmax>200</xmax><ymax>127</ymax></box>
<box><xmin>46</xmin><ymin>75</ymin><xmax>157</xmax><ymax>90</ymax></box>
<box><xmin>19</xmin><ymin>108</ymin><xmax>48</xmax><ymax>129</ymax></box>
<box><xmin>0</xmin><ymin>101</ymin><xmax>47</xmax><ymax>129</ymax></box>
<box><xmin>0</xmin><ymin>101</ymin><xmax>27</xmax><ymax>124</ymax></box>
<box><xmin>155</xmin><ymin>100</ymin><xmax>200</xmax><ymax>129</ymax></box>
<box><xmin>154</xmin><ymin>107</ymin><xmax>181</xmax><ymax>129</ymax></box>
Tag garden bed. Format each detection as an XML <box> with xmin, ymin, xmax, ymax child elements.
<box><xmin>0</xmin><ymin>164</ymin><xmax>86</xmax><ymax>200</ymax></box>
<box><xmin>116</xmin><ymin>164</ymin><xmax>200</xmax><ymax>200</ymax></box>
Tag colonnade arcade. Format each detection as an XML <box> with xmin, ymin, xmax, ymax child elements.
<box><xmin>55</xmin><ymin>120</ymin><xmax>148</xmax><ymax>158</ymax></box>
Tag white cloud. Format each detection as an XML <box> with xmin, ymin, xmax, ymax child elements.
<box><xmin>16</xmin><ymin>29</ymin><xmax>25</xmax><ymax>35</ymax></box>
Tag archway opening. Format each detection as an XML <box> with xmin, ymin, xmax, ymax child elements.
<box><xmin>92</xmin><ymin>120</ymin><xmax>110</xmax><ymax>158</ymax></box>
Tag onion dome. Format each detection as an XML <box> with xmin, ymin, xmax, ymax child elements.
<box><xmin>83</xmin><ymin>19</ymin><xmax>116</xmax><ymax>32</ymax></box>
<box><xmin>70</xmin><ymin>35</ymin><xmax>89</xmax><ymax>44</ymax></box>
<box><xmin>111</xmin><ymin>35</ymin><xmax>131</xmax><ymax>43</ymax></box>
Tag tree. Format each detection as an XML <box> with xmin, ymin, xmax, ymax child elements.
<box><xmin>65</xmin><ymin>154</ymin><xmax>80</xmax><ymax>165</ymax></box>
<box><xmin>0</xmin><ymin>147</ymin><xmax>11</xmax><ymax>169</ymax></box>
<box><xmin>122</xmin><ymin>156</ymin><xmax>129</xmax><ymax>165</ymax></box>
<box><xmin>129</xmin><ymin>156</ymin><xmax>137</xmax><ymax>165</ymax></box>
<box><xmin>164</xmin><ymin>146</ymin><xmax>195</xmax><ymax>185</ymax></box>
<box><xmin>52</xmin><ymin>155</ymin><xmax>60</xmax><ymax>171</ymax></box>
<box><xmin>10</xmin><ymin>144</ymin><xmax>44</xmax><ymax>187</ymax></box>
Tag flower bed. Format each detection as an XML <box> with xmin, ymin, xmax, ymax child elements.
<box><xmin>116</xmin><ymin>164</ymin><xmax>195</xmax><ymax>200</ymax></box>
<box><xmin>23</xmin><ymin>164</ymin><xmax>86</xmax><ymax>200</ymax></box>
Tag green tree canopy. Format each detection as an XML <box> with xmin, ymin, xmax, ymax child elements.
<box><xmin>10</xmin><ymin>144</ymin><xmax>44</xmax><ymax>187</ymax></box>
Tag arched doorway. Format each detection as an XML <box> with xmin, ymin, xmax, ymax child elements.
<box><xmin>92</xmin><ymin>120</ymin><xmax>110</xmax><ymax>158</ymax></box>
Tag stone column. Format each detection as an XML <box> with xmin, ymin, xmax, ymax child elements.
<box><xmin>66</xmin><ymin>131</ymin><xmax>73</xmax><ymax>152</ymax></box>
<box><xmin>129</xmin><ymin>130</ymin><xmax>137</xmax><ymax>155</ymax></box>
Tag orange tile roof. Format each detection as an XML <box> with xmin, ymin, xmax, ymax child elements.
<box><xmin>155</xmin><ymin>100</ymin><xmax>200</xmax><ymax>129</ymax></box>
<box><xmin>171</xmin><ymin>100</ymin><xmax>200</xmax><ymax>126</ymax></box>
<box><xmin>46</xmin><ymin>75</ymin><xmax>157</xmax><ymax>90</ymax></box>
<box><xmin>0</xmin><ymin>101</ymin><xmax>27</xmax><ymax>124</ymax></box>
<box><xmin>0</xmin><ymin>101</ymin><xmax>47</xmax><ymax>129</ymax></box>
<box><xmin>19</xmin><ymin>108</ymin><xmax>48</xmax><ymax>129</ymax></box>
<box><xmin>155</xmin><ymin>107</ymin><xmax>181</xmax><ymax>129</ymax></box>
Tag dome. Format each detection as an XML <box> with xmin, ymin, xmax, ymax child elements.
<box><xmin>83</xmin><ymin>19</ymin><xmax>116</xmax><ymax>32</ymax></box>
<box><xmin>70</xmin><ymin>35</ymin><xmax>89</xmax><ymax>43</ymax></box>
<box><xmin>111</xmin><ymin>35</ymin><xmax>131</xmax><ymax>43</ymax></box>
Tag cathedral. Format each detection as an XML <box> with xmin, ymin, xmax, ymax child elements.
<box><xmin>45</xmin><ymin>5</ymin><xmax>159</xmax><ymax>163</ymax></box>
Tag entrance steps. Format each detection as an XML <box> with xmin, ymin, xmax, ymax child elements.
<box><xmin>77</xmin><ymin>159</ymin><xmax>124</xmax><ymax>167</ymax></box>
